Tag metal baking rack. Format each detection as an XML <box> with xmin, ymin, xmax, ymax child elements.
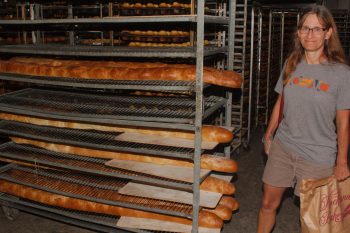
<box><xmin>0</xmin><ymin>193</ymin><xmax>149</xmax><ymax>233</ymax></box>
<box><xmin>0</xmin><ymin>165</ymin><xmax>195</xmax><ymax>219</ymax></box>
<box><xmin>0</xmin><ymin>44</ymin><xmax>227</xmax><ymax>57</ymax></box>
<box><xmin>0</xmin><ymin>73</ymin><xmax>201</xmax><ymax>91</ymax></box>
<box><xmin>0</xmin><ymin>15</ymin><xmax>229</xmax><ymax>25</ymax></box>
<box><xmin>0</xmin><ymin>142</ymin><xmax>196</xmax><ymax>190</ymax></box>
<box><xmin>0</xmin><ymin>1</ymin><xmax>236</xmax><ymax>232</ymax></box>
<box><xmin>0</xmin><ymin>120</ymin><xmax>199</xmax><ymax>160</ymax></box>
<box><xmin>0</xmin><ymin>88</ymin><xmax>226</xmax><ymax>129</ymax></box>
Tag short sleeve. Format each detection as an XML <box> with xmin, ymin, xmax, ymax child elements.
<box><xmin>337</xmin><ymin>69</ymin><xmax>350</xmax><ymax>110</ymax></box>
<box><xmin>274</xmin><ymin>73</ymin><xmax>283</xmax><ymax>94</ymax></box>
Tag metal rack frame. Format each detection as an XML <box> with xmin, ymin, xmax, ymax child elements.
<box><xmin>0</xmin><ymin>193</ymin><xmax>149</xmax><ymax>233</ymax></box>
<box><xmin>0</xmin><ymin>1</ymin><xmax>237</xmax><ymax>233</ymax></box>
<box><xmin>255</xmin><ymin>7</ymin><xmax>302</xmax><ymax>126</ymax></box>
<box><xmin>231</xmin><ymin>0</ymin><xmax>257</xmax><ymax>149</ymax></box>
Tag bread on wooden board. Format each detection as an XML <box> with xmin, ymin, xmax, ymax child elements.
<box><xmin>0</xmin><ymin>180</ymin><xmax>223</xmax><ymax>228</ymax></box>
<box><xmin>10</xmin><ymin>137</ymin><xmax>237</xmax><ymax>173</ymax></box>
<box><xmin>0</xmin><ymin>57</ymin><xmax>242</xmax><ymax>88</ymax></box>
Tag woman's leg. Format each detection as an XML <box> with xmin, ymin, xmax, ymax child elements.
<box><xmin>257</xmin><ymin>183</ymin><xmax>286</xmax><ymax>233</ymax></box>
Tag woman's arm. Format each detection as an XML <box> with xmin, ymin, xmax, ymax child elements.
<box><xmin>334</xmin><ymin>109</ymin><xmax>350</xmax><ymax>181</ymax></box>
<box><xmin>263</xmin><ymin>94</ymin><xmax>283</xmax><ymax>155</ymax></box>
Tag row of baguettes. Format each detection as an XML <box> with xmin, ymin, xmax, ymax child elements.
<box><xmin>0</xmin><ymin>57</ymin><xmax>242</xmax><ymax>89</ymax></box>
<box><xmin>122</xmin><ymin>30</ymin><xmax>190</xmax><ymax>36</ymax></box>
<box><xmin>0</xmin><ymin>179</ymin><xmax>222</xmax><ymax>228</ymax></box>
<box><xmin>121</xmin><ymin>2</ymin><xmax>192</xmax><ymax>8</ymax></box>
<box><xmin>0</xmin><ymin>113</ymin><xmax>233</xmax><ymax>143</ymax></box>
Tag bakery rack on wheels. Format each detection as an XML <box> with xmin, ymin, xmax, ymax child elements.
<box><xmin>230</xmin><ymin>0</ymin><xmax>258</xmax><ymax>151</ymax></box>
<box><xmin>254</xmin><ymin>7</ymin><xmax>302</xmax><ymax>126</ymax></box>
<box><xmin>0</xmin><ymin>1</ymin><xmax>239</xmax><ymax>233</ymax></box>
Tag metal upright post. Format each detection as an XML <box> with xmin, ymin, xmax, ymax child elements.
<box><xmin>34</xmin><ymin>4</ymin><xmax>41</xmax><ymax>44</ymax></box>
<box><xmin>68</xmin><ymin>3</ymin><xmax>74</xmax><ymax>46</ymax></box>
<box><xmin>225</xmin><ymin>0</ymin><xmax>236</xmax><ymax>157</ymax></box>
<box><xmin>192</xmin><ymin>0</ymin><xmax>204</xmax><ymax>232</ymax></box>
<box><xmin>280</xmin><ymin>12</ymin><xmax>285</xmax><ymax>72</ymax></box>
<box><xmin>247</xmin><ymin>6</ymin><xmax>255</xmax><ymax>142</ymax></box>
<box><xmin>255</xmin><ymin>8</ymin><xmax>262</xmax><ymax>127</ymax></box>
<box><xmin>265</xmin><ymin>9</ymin><xmax>272</xmax><ymax>125</ymax></box>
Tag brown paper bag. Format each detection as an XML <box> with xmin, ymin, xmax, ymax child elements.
<box><xmin>300</xmin><ymin>176</ymin><xmax>350</xmax><ymax>233</ymax></box>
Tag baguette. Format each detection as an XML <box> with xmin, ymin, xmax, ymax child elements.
<box><xmin>203</xmin><ymin>204</ymin><xmax>232</xmax><ymax>221</ymax></box>
<box><xmin>200</xmin><ymin>176</ymin><xmax>235</xmax><ymax>195</ymax></box>
<box><xmin>0</xmin><ymin>57</ymin><xmax>242</xmax><ymax>88</ymax></box>
<box><xmin>11</xmin><ymin>138</ymin><xmax>235</xmax><ymax>194</ymax></box>
<box><xmin>0</xmin><ymin>113</ymin><xmax>233</xmax><ymax>143</ymax></box>
<box><xmin>0</xmin><ymin>180</ymin><xmax>223</xmax><ymax>228</ymax></box>
<box><xmin>218</xmin><ymin>196</ymin><xmax>239</xmax><ymax>211</ymax></box>
<box><xmin>11</xmin><ymin>137</ymin><xmax>237</xmax><ymax>173</ymax></box>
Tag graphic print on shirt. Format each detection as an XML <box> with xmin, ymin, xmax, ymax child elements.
<box><xmin>286</xmin><ymin>76</ymin><xmax>330</xmax><ymax>92</ymax></box>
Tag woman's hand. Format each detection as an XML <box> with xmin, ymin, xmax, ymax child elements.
<box><xmin>263</xmin><ymin>134</ymin><xmax>273</xmax><ymax>155</ymax></box>
<box><xmin>334</xmin><ymin>162</ymin><xmax>350</xmax><ymax>181</ymax></box>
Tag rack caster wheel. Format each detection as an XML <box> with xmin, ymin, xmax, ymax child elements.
<box><xmin>1</xmin><ymin>205</ymin><xmax>20</xmax><ymax>221</ymax></box>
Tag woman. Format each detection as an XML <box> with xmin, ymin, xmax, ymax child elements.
<box><xmin>257</xmin><ymin>6</ymin><xmax>350</xmax><ymax>233</ymax></box>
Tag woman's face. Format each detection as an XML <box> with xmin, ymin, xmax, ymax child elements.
<box><xmin>298</xmin><ymin>14</ymin><xmax>332</xmax><ymax>53</ymax></box>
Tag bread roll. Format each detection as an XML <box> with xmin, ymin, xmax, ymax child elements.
<box><xmin>11</xmin><ymin>137</ymin><xmax>237</xmax><ymax>174</ymax></box>
<box><xmin>0</xmin><ymin>57</ymin><xmax>242</xmax><ymax>89</ymax></box>
<box><xmin>0</xmin><ymin>113</ymin><xmax>233</xmax><ymax>143</ymax></box>
<box><xmin>203</xmin><ymin>204</ymin><xmax>232</xmax><ymax>221</ymax></box>
<box><xmin>200</xmin><ymin>176</ymin><xmax>235</xmax><ymax>195</ymax></box>
<box><xmin>0</xmin><ymin>180</ymin><xmax>223</xmax><ymax>228</ymax></box>
<box><xmin>218</xmin><ymin>196</ymin><xmax>239</xmax><ymax>211</ymax></box>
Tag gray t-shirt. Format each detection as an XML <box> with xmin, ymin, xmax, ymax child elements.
<box><xmin>275</xmin><ymin>59</ymin><xmax>350</xmax><ymax>166</ymax></box>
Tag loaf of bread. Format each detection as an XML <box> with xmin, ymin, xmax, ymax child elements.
<box><xmin>218</xmin><ymin>196</ymin><xmax>239</xmax><ymax>211</ymax></box>
<box><xmin>11</xmin><ymin>137</ymin><xmax>238</xmax><ymax>173</ymax></box>
<box><xmin>0</xmin><ymin>57</ymin><xmax>242</xmax><ymax>88</ymax></box>
<box><xmin>200</xmin><ymin>176</ymin><xmax>235</xmax><ymax>195</ymax></box>
<box><xmin>203</xmin><ymin>204</ymin><xmax>232</xmax><ymax>221</ymax></box>
<box><xmin>0</xmin><ymin>180</ymin><xmax>223</xmax><ymax>228</ymax></box>
<box><xmin>11</xmin><ymin>138</ymin><xmax>235</xmax><ymax>195</ymax></box>
<box><xmin>0</xmin><ymin>113</ymin><xmax>233</xmax><ymax>143</ymax></box>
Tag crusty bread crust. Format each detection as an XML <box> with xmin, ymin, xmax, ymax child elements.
<box><xmin>0</xmin><ymin>57</ymin><xmax>242</xmax><ymax>88</ymax></box>
<box><xmin>11</xmin><ymin>137</ymin><xmax>237</xmax><ymax>174</ymax></box>
<box><xmin>218</xmin><ymin>196</ymin><xmax>239</xmax><ymax>211</ymax></box>
<box><xmin>0</xmin><ymin>180</ymin><xmax>223</xmax><ymax>228</ymax></box>
<box><xmin>0</xmin><ymin>113</ymin><xmax>233</xmax><ymax>143</ymax></box>
<box><xmin>203</xmin><ymin>204</ymin><xmax>232</xmax><ymax>221</ymax></box>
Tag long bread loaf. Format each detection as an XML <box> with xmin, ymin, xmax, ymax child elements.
<box><xmin>0</xmin><ymin>180</ymin><xmax>223</xmax><ymax>228</ymax></box>
<box><xmin>0</xmin><ymin>57</ymin><xmax>242</xmax><ymax>88</ymax></box>
<box><xmin>0</xmin><ymin>113</ymin><xmax>233</xmax><ymax>143</ymax></box>
<box><xmin>11</xmin><ymin>137</ymin><xmax>238</xmax><ymax>173</ymax></box>
<box><xmin>200</xmin><ymin>176</ymin><xmax>235</xmax><ymax>195</ymax></box>
<box><xmin>218</xmin><ymin>196</ymin><xmax>239</xmax><ymax>211</ymax></box>
<box><xmin>203</xmin><ymin>204</ymin><xmax>232</xmax><ymax>221</ymax></box>
<box><xmin>11</xmin><ymin>138</ymin><xmax>235</xmax><ymax>194</ymax></box>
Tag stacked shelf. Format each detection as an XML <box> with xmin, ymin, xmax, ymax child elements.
<box><xmin>231</xmin><ymin>0</ymin><xmax>258</xmax><ymax>148</ymax></box>
<box><xmin>0</xmin><ymin>1</ymin><xmax>239</xmax><ymax>232</ymax></box>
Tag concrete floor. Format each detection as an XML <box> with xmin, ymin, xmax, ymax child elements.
<box><xmin>0</xmin><ymin>129</ymin><xmax>300</xmax><ymax>233</ymax></box>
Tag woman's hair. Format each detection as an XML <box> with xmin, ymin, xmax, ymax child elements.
<box><xmin>283</xmin><ymin>5</ymin><xmax>347</xmax><ymax>81</ymax></box>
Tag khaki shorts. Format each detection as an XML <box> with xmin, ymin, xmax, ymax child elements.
<box><xmin>262</xmin><ymin>138</ymin><xmax>334</xmax><ymax>196</ymax></box>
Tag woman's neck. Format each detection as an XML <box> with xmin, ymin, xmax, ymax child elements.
<box><xmin>304</xmin><ymin>50</ymin><xmax>326</xmax><ymax>64</ymax></box>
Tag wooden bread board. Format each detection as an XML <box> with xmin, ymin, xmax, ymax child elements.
<box><xmin>210</xmin><ymin>174</ymin><xmax>234</xmax><ymax>182</ymax></box>
<box><xmin>118</xmin><ymin>182</ymin><xmax>222</xmax><ymax>208</ymax></box>
<box><xmin>114</xmin><ymin>132</ymin><xmax>218</xmax><ymax>150</ymax></box>
<box><xmin>105</xmin><ymin>159</ymin><xmax>211</xmax><ymax>183</ymax></box>
<box><xmin>117</xmin><ymin>216</ymin><xmax>221</xmax><ymax>233</ymax></box>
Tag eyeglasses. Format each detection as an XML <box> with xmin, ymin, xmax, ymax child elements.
<box><xmin>299</xmin><ymin>26</ymin><xmax>327</xmax><ymax>35</ymax></box>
